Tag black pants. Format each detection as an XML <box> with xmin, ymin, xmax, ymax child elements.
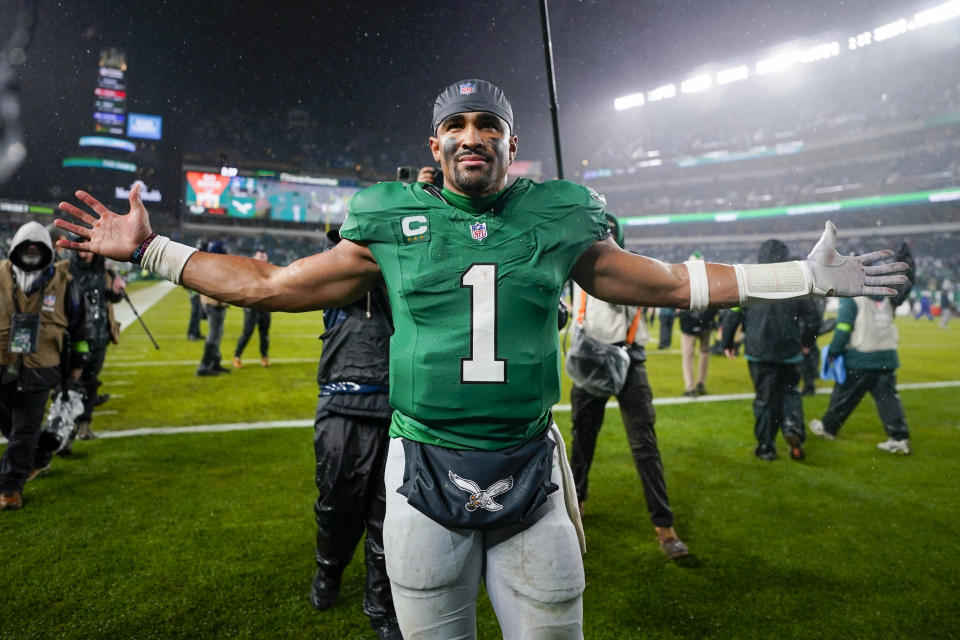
<box><xmin>234</xmin><ymin>308</ymin><xmax>271</xmax><ymax>358</ymax></box>
<box><xmin>570</xmin><ymin>362</ymin><xmax>674</xmax><ymax>528</ymax></box>
<box><xmin>314</xmin><ymin>406</ymin><xmax>395</xmax><ymax>624</ymax></box>
<box><xmin>658</xmin><ymin>311</ymin><xmax>675</xmax><ymax>349</ymax></box>
<box><xmin>187</xmin><ymin>294</ymin><xmax>204</xmax><ymax>338</ymax></box>
<box><xmin>800</xmin><ymin>347</ymin><xmax>819</xmax><ymax>392</ymax></box>
<box><xmin>0</xmin><ymin>382</ymin><xmax>51</xmax><ymax>493</ymax></box>
<box><xmin>820</xmin><ymin>368</ymin><xmax>909</xmax><ymax>440</ymax></box>
<box><xmin>197</xmin><ymin>305</ymin><xmax>226</xmax><ymax>373</ymax></box>
<box><xmin>748</xmin><ymin>360</ymin><xmax>804</xmax><ymax>450</ymax></box>
<box><xmin>79</xmin><ymin>345</ymin><xmax>108</xmax><ymax>422</ymax></box>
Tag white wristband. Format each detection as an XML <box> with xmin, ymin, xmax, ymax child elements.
<box><xmin>734</xmin><ymin>261</ymin><xmax>814</xmax><ymax>305</ymax></box>
<box><xmin>140</xmin><ymin>235</ymin><xmax>198</xmax><ymax>285</ymax></box>
<box><xmin>684</xmin><ymin>260</ymin><xmax>710</xmax><ymax>311</ymax></box>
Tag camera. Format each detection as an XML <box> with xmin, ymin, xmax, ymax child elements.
<box><xmin>396</xmin><ymin>165</ymin><xmax>420</xmax><ymax>183</ymax></box>
<box><xmin>396</xmin><ymin>165</ymin><xmax>442</xmax><ymax>187</ymax></box>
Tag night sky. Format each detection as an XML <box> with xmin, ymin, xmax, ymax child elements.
<box><xmin>0</xmin><ymin>0</ymin><xmax>922</xmax><ymax>200</ymax></box>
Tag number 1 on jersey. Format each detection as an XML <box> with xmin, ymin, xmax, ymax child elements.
<box><xmin>460</xmin><ymin>263</ymin><xmax>507</xmax><ymax>383</ymax></box>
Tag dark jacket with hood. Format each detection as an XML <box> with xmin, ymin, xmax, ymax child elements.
<box><xmin>0</xmin><ymin>222</ymin><xmax>91</xmax><ymax>391</ymax></box>
<box><xmin>721</xmin><ymin>239</ymin><xmax>820</xmax><ymax>364</ymax></box>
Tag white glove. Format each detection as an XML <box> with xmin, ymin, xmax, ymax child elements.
<box><xmin>804</xmin><ymin>221</ymin><xmax>908</xmax><ymax>297</ymax></box>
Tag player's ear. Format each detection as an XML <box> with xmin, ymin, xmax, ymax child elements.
<box><xmin>508</xmin><ymin>134</ymin><xmax>518</xmax><ymax>164</ymax></box>
<box><xmin>429</xmin><ymin>136</ymin><xmax>442</xmax><ymax>163</ymax></box>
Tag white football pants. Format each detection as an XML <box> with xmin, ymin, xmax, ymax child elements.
<box><xmin>383</xmin><ymin>432</ymin><xmax>585</xmax><ymax>640</ymax></box>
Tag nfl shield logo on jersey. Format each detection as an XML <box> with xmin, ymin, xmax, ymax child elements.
<box><xmin>459</xmin><ymin>82</ymin><xmax>477</xmax><ymax>95</ymax></box>
<box><xmin>470</xmin><ymin>222</ymin><xmax>487</xmax><ymax>241</ymax></box>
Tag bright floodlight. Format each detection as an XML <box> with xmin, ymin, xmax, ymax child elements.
<box><xmin>756</xmin><ymin>52</ymin><xmax>798</xmax><ymax>75</ymax></box>
<box><xmin>799</xmin><ymin>41</ymin><xmax>840</xmax><ymax>63</ymax></box>
<box><xmin>647</xmin><ymin>84</ymin><xmax>676</xmax><ymax>102</ymax></box>
<box><xmin>716</xmin><ymin>65</ymin><xmax>749</xmax><ymax>85</ymax></box>
<box><xmin>914</xmin><ymin>0</ymin><xmax>960</xmax><ymax>27</ymax></box>
<box><xmin>873</xmin><ymin>18</ymin><xmax>908</xmax><ymax>42</ymax></box>
<box><xmin>681</xmin><ymin>74</ymin><xmax>713</xmax><ymax>94</ymax></box>
<box><xmin>614</xmin><ymin>92</ymin><xmax>646</xmax><ymax>111</ymax></box>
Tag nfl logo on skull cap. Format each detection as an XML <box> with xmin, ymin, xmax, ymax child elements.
<box><xmin>459</xmin><ymin>82</ymin><xmax>477</xmax><ymax>95</ymax></box>
<box><xmin>470</xmin><ymin>222</ymin><xmax>487</xmax><ymax>241</ymax></box>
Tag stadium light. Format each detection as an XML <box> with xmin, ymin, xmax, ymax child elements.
<box><xmin>716</xmin><ymin>65</ymin><xmax>750</xmax><ymax>85</ymax></box>
<box><xmin>681</xmin><ymin>74</ymin><xmax>713</xmax><ymax>94</ymax></box>
<box><xmin>873</xmin><ymin>18</ymin><xmax>908</xmax><ymax>42</ymax></box>
<box><xmin>614</xmin><ymin>92</ymin><xmax>646</xmax><ymax>111</ymax></box>
<box><xmin>756</xmin><ymin>51</ymin><xmax>798</xmax><ymax>75</ymax></box>
<box><xmin>914</xmin><ymin>0</ymin><xmax>960</xmax><ymax>28</ymax></box>
<box><xmin>799</xmin><ymin>41</ymin><xmax>840</xmax><ymax>63</ymax></box>
<box><xmin>647</xmin><ymin>84</ymin><xmax>676</xmax><ymax>102</ymax></box>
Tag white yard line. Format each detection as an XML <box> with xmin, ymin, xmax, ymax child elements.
<box><xmin>115</xmin><ymin>281</ymin><xmax>177</xmax><ymax>332</ymax></box>
<box><xmin>5</xmin><ymin>380</ymin><xmax>957</xmax><ymax>445</ymax></box>
<box><xmin>103</xmin><ymin>358</ymin><xmax>317</xmax><ymax>368</ymax></box>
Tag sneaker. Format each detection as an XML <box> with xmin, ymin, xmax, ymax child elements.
<box><xmin>682</xmin><ymin>390</ymin><xmax>697</xmax><ymax>398</ymax></box>
<box><xmin>877</xmin><ymin>438</ymin><xmax>911</xmax><ymax>455</ymax></box>
<box><xmin>0</xmin><ymin>491</ymin><xmax>23</xmax><ymax>510</ymax></box>
<box><xmin>785</xmin><ymin>433</ymin><xmax>805</xmax><ymax>461</ymax></box>
<box><xmin>261</xmin><ymin>357</ymin><xmax>270</xmax><ymax>367</ymax></box>
<box><xmin>233</xmin><ymin>356</ymin><xmax>243</xmax><ymax>369</ymax></box>
<box><xmin>696</xmin><ymin>383</ymin><xmax>708</xmax><ymax>396</ymax></box>
<box><xmin>809</xmin><ymin>419</ymin><xmax>835</xmax><ymax>441</ymax></box>
<box><xmin>659</xmin><ymin>537</ymin><xmax>690</xmax><ymax>559</ymax></box>
<box><xmin>76</xmin><ymin>421</ymin><xmax>96</xmax><ymax>440</ymax></box>
<box><xmin>94</xmin><ymin>393</ymin><xmax>111</xmax><ymax>407</ymax></box>
<box><xmin>755</xmin><ymin>444</ymin><xmax>777</xmax><ymax>461</ymax></box>
<box><xmin>27</xmin><ymin>464</ymin><xmax>51</xmax><ymax>482</ymax></box>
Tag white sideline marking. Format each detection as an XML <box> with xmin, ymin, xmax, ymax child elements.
<box><xmin>4</xmin><ymin>380</ymin><xmax>957</xmax><ymax>445</ymax></box>
<box><xmin>104</xmin><ymin>358</ymin><xmax>316</xmax><ymax>368</ymax></box>
<box><xmin>115</xmin><ymin>281</ymin><xmax>176</xmax><ymax>332</ymax></box>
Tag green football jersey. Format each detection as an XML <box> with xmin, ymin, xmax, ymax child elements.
<box><xmin>340</xmin><ymin>178</ymin><xmax>608</xmax><ymax>450</ymax></box>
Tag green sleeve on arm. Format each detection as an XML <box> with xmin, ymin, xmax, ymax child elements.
<box><xmin>828</xmin><ymin>298</ymin><xmax>857</xmax><ymax>355</ymax></box>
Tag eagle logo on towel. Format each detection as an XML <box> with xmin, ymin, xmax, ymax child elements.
<box><xmin>448</xmin><ymin>471</ymin><xmax>514</xmax><ymax>512</ymax></box>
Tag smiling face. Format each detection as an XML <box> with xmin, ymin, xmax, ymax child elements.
<box><xmin>429</xmin><ymin>111</ymin><xmax>518</xmax><ymax>198</ymax></box>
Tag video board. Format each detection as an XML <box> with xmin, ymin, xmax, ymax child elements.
<box><xmin>183</xmin><ymin>168</ymin><xmax>361</xmax><ymax>225</ymax></box>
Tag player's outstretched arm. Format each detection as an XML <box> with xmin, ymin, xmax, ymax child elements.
<box><xmin>572</xmin><ymin>221</ymin><xmax>908</xmax><ymax>311</ymax></box>
<box><xmin>56</xmin><ymin>184</ymin><xmax>381</xmax><ymax>312</ymax></box>
<box><xmin>570</xmin><ymin>237</ymin><xmax>741</xmax><ymax>308</ymax></box>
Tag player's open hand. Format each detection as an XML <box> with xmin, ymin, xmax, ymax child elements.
<box><xmin>804</xmin><ymin>221</ymin><xmax>908</xmax><ymax>297</ymax></box>
<box><xmin>55</xmin><ymin>183</ymin><xmax>153</xmax><ymax>262</ymax></box>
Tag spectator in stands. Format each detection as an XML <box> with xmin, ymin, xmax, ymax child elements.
<box><xmin>678</xmin><ymin>252</ymin><xmax>715</xmax><ymax>397</ymax></box>
<box><xmin>722</xmin><ymin>239</ymin><xmax>820</xmax><ymax>461</ymax></box>
<box><xmin>233</xmin><ymin>248</ymin><xmax>272</xmax><ymax>368</ymax></box>
<box><xmin>196</xmin><ymin>241</ymin><xmax>230</xmax><ymax>376</ymax></box>
<box><xmin>811</xmin><ymin>245</ymin><xmax>915</xmax><ymax>455</ymax></box>
<box><xmin>310</xmin><ymin>229</ymin><xmax>400</xmax><ymax>640</ymax></box>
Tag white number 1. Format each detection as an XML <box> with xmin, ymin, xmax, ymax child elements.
<box><xmin>460</xmin><ymin>263</ymin><xmax>506</xmax><ymax>383</ymax></box>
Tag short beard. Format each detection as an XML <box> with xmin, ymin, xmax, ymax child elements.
<box><xmin>444</xmin><ymin>138</ymin><xmax>509</xmax><ymax>197</ymax></box>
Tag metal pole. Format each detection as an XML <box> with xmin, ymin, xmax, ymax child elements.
<box><xmin>121</xmin><ymin>290</ymin><xmax>160</xmax><ymax>350</ymax></box>
<box><xmin>539</xmin><ymin>0</ymin><xmax>564</xmax><ymax>180</ymax></box>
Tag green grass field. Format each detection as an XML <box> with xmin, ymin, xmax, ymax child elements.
<box><xmin>2</xmin><ymin>286</ymin><xmax>959</xmax><ymax>639</ymax></box>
